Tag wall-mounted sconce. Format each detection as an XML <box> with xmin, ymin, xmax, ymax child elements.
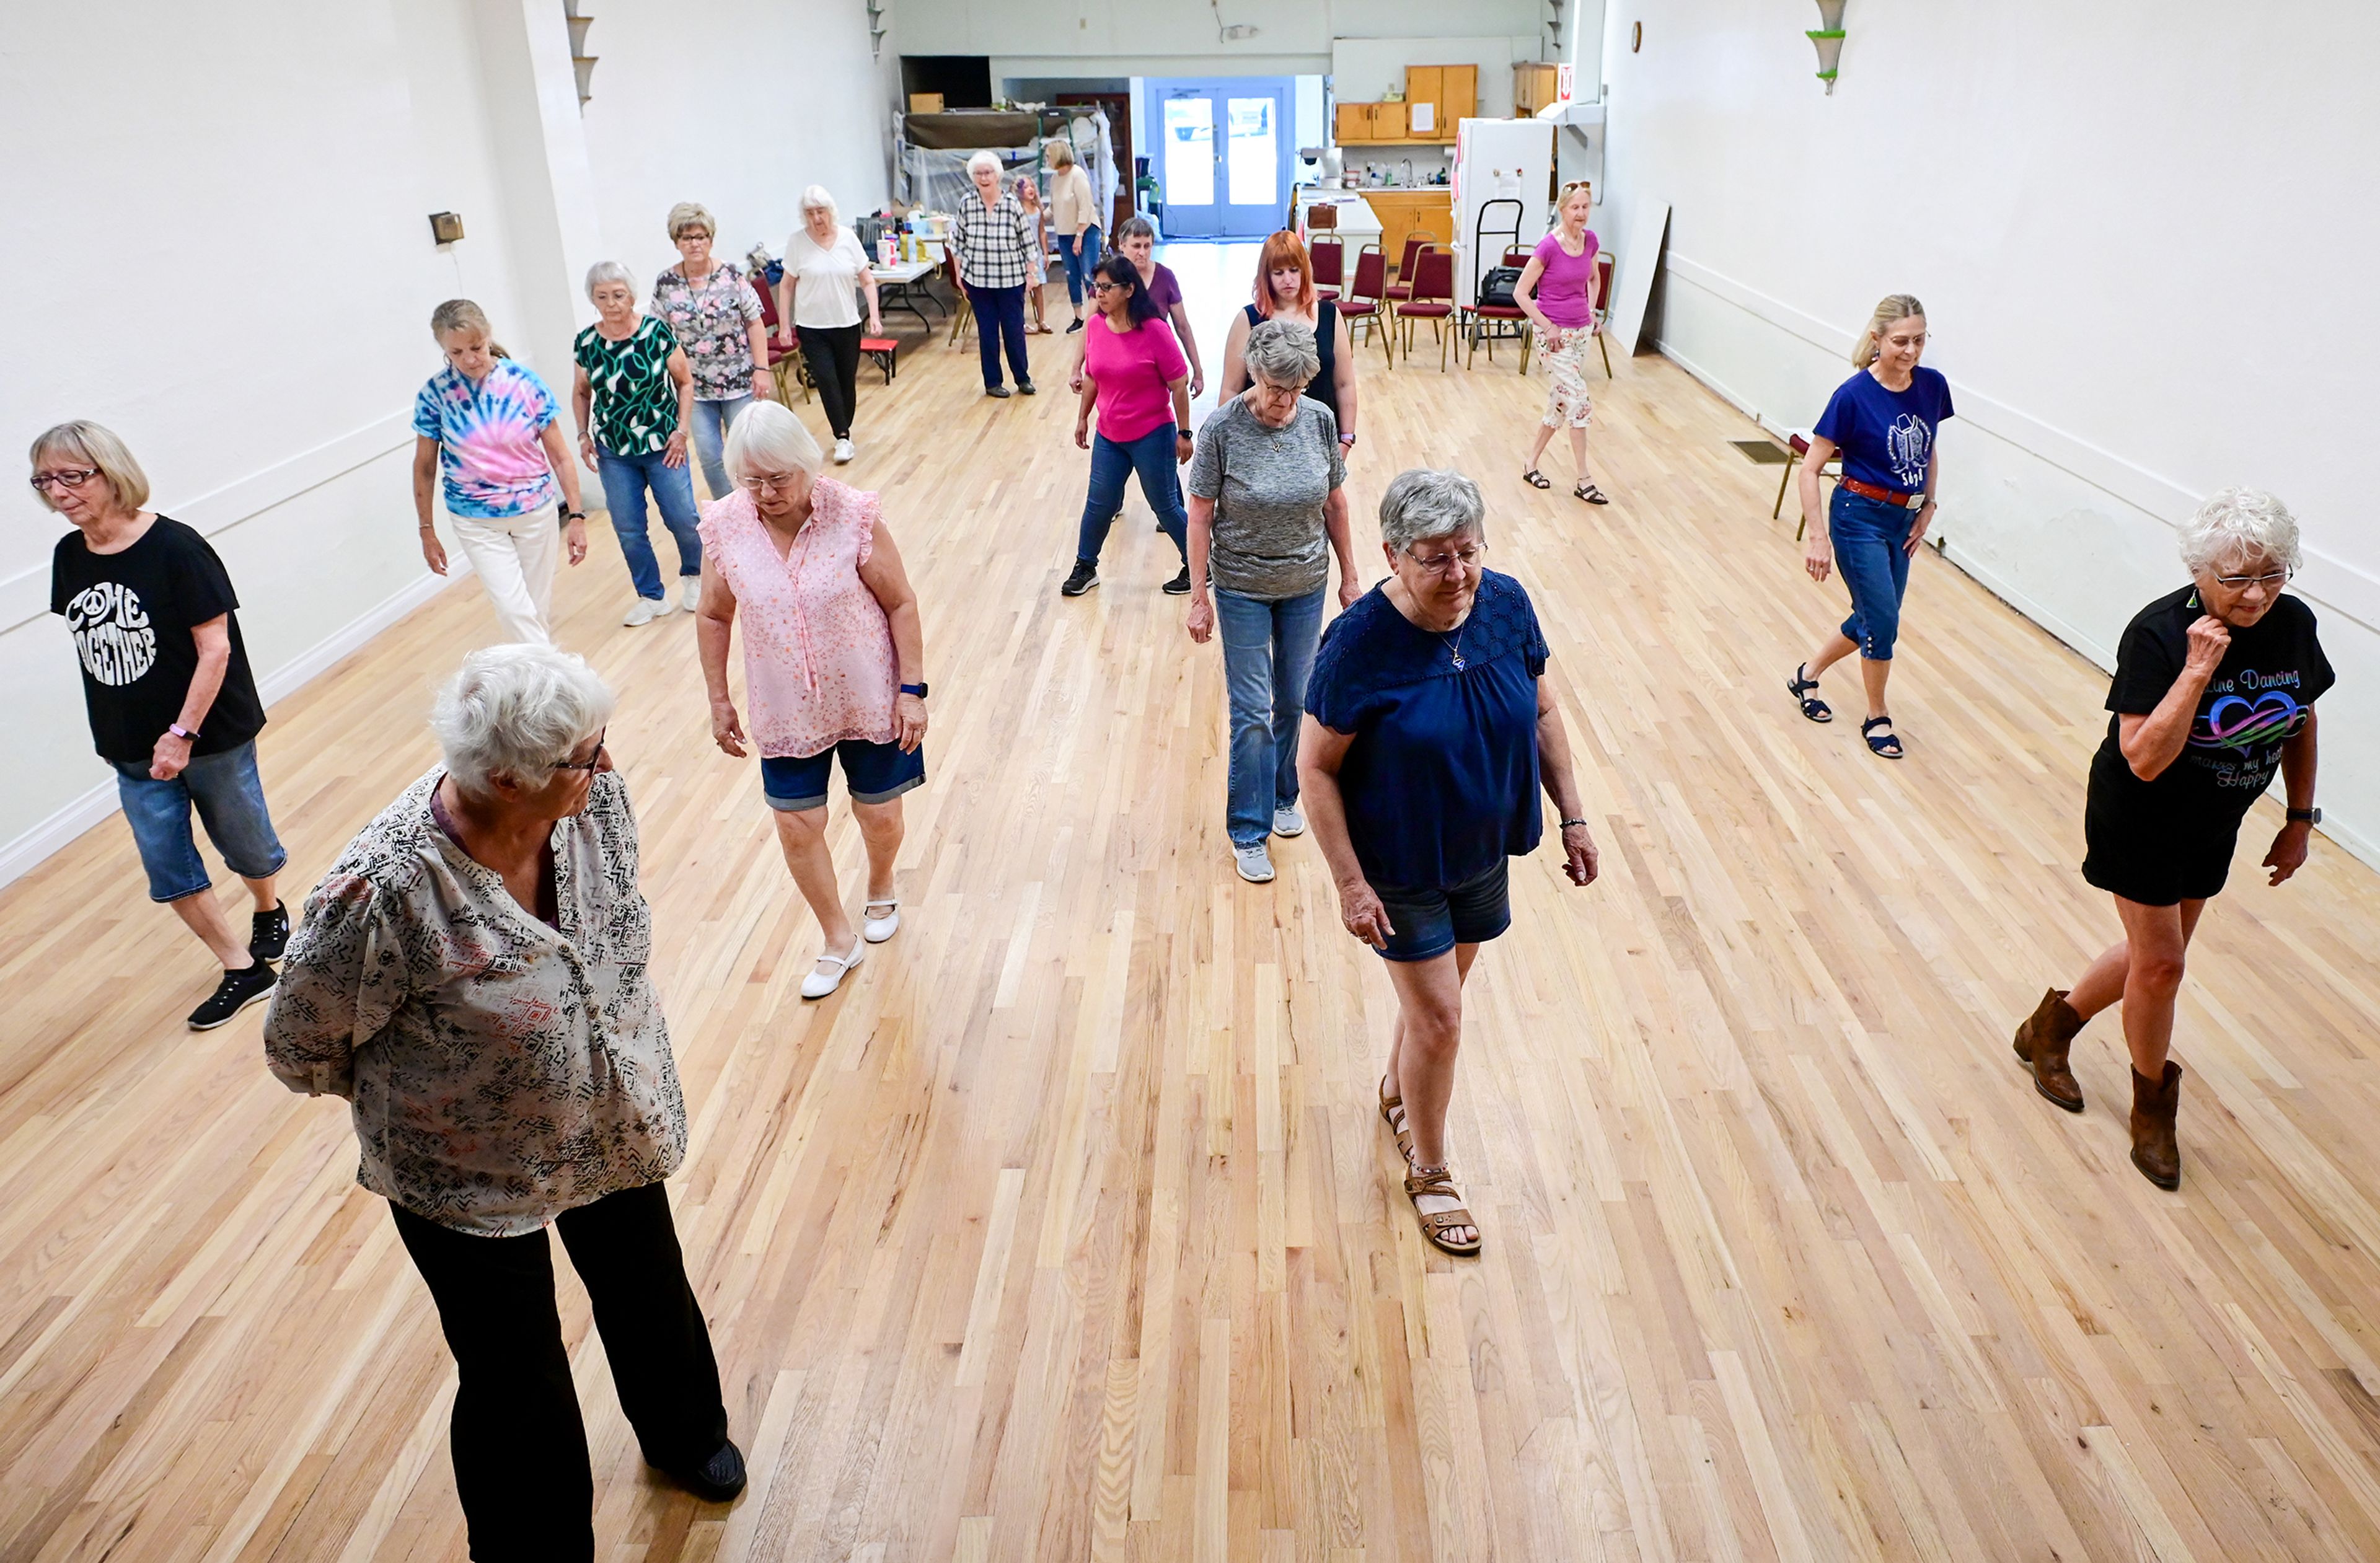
<box><xmin>428</xmin><ymin>211</ymin><xmax>465</xmax><ymax>245</ymax></box>
<box><xmin>1809</xmin><ymin>1</ymin><xmax>1846</xmax><ymax>93</ymax></box>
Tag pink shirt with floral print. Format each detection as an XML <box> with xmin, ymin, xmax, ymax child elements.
<box><xmin>651</xmin><ymin>261</ymin><xmax>764</xmax><ymax>401</ymax></box>
<box><xmin>699</xmin><ymin>480</ymin><xmax>898</xmax><ymax>758</ymax></box>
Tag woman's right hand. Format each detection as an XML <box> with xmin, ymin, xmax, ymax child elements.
<box><xmin>1803</xmin><ymin>531</ymin><xmax>1833</xmax><ymax>584</ymax></box>
<box><xmin>1336</xmin><ymin>877</ymin><xmax>1395</xmax><ymax>948</ymax></box>
<box><xmin>777</xmin><ymin>327</ymin><xmax>796</xmax><ymax>351</ymax></box>
<box><xmin>2184</xmin><ymin>615</ymin><xmax>2232</xmax><ymax>676</ymax></box>
<box><xmin>420</xmin><ymin>527</ymin><xmax>449</xmax><ymax>576</ymax></box>
<box><xmin>710</xmin><ymin>699</ymin><xmax>748</xmax><ymax>757</ymax></box>
<box><xmin>1074</xmin><ymin>418</ymin><xmax>1091</xmax><ymax>451</ymax></box>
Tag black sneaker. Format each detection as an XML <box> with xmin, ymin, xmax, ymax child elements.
<box><xmin>250</xmin><ymin>900</ymin><xmax>289</xmax><ymax>962</ymax></box>
<box><xmin>654</xmin><ymin>1440</ymin><xmax>747</xmax><ymax>1504</ymax></box>
<box><xmin>1162</xmin><ymin>568</ymin><xmax>1192</xmax><ymax>596</ymax></box>
<box><xmin>1066</xmin><ymin>318</ymin><xmax>1085</xmax><ymax>333</ymax></box>
<box><xmin>188</xmin><ymin>962</ymin><xmax>277</xmax><ymax>1031</ymax></box>
<box><xmin>1018</xmin><ymin>379</ymin><xmax>1038</xmax><ymax>395</ymax></box>
<box><xmin>1061</xmin><ymin>561</ymin><xmax>1100</xmax><ymax>597</ymax></box>
<box><xmin>985</xmin><ymin>384</ymin><xmax>1013</xmax><ymax>398</ymax></box>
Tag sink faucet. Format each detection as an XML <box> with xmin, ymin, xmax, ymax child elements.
<box><xmin>1400</xmin><ymin>158</ymin><xmax>1414</xmax><ymax>187</ymax></box>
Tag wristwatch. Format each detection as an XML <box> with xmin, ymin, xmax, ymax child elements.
<box><xmin>168</xmin><ymin>722</ymin><xmax>200</xmax><ymax>741</ymax></box>
<box><xmin>901</xmin><ymin>682</ymin><xmax>930</xmax><ymax>699</ymax></box>
<box><xmin>560</xmin><ymin>508</ymin><xmax>586</xmax><ymax>523</ymax></box>
<box><xmin>2286</xmin><ymin>806</ymin><xmax>2322</xmax><ymax>824</ymax></box>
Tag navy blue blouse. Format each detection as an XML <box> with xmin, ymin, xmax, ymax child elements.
<box><xmin>1305</xmin><ymin>569</ymin><xmax>1548</xmax><ymax>891</ymax></box>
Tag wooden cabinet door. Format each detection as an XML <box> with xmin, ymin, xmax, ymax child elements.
<box><xmin>1334</xmin><ymin>100</ymin><xmax>1368</xmax><ymax>144</ymax></box>
<box><xmin>1373</xmin><ymin>101</ymin><xmax>1408</xmax><ymax>142</ymax></box>
<box><xmin>1404</xmin><ymin>66</ymin><xmax>1441</xmax><ymax>138</ymax></box>
<box><xmin>1443</xmin><ymin>64</ymin><xmax>1476</xmax><ymax>126</ymax></box>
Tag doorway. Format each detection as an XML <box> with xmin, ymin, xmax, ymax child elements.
<box><xmin>1144</xmin><ymin>77</ymin><xmax>1292</xmax><ymax>240</ymax></box>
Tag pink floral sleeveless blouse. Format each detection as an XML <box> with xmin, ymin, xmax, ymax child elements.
<box><xmin>698</xmin><ymin>480</ymin><xmax>897</xmax><ymax>758</ymax></box>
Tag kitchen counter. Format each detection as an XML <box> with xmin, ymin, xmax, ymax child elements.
<box><xmin>1292</xmin><ymin>190</ymin><xmax>1383</xmax><ymax>249</ymax></box>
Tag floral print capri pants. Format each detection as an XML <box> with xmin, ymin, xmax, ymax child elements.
<box><xmin>1536</xmin><ymin>325</ymin><xmax>1596</xmax><ymax>430</ymax></box>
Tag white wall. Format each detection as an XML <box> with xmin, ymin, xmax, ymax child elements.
<box><xmin>1598</xmin><ymin>0</ymin><xmax>2380</xmax><ymax>868</ymax></box>
<box><xmin>1329</xmin><ymin>37</ymin><xmax>1532</xmax><ymax>120</ymax></box>
<box><xmin>1</xmin><ymin>0</ymin><xmax>891</xmax><ymax>887</ymax></box>
<box><xmin>915</xmin><ymin>0</ymin><xmax>1544</xmax><ymax>76</ymax></box>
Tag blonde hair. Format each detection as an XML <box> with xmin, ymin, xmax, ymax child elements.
<box><xmin>1558</xmin><ymin>179</ymin><xmax>1593</xmax><ymax>208</ymax></box>
<box><xmin>1853</xmin><ymin>293</ymin><xmax>1926</xmax><ymax>369</ymax></box>
<box><xmin>429</xmin><ymin>299</ymin><xmax>509</xmax><ymax>359</ymax></box>
<box><xmin>29</xmin><ymin>420</ymin><xmax>150</xmax><ymax>513</ymax></box>
<box><xmin>1046</xmin><ymin>139</ymin><xmax>1077</xmax><ymax>169</ymax></box>
<box><xmin>667</xmin><ymin>201</ymin><xmax>716</xmax><ymax>240</ymax></box>
<box><xmin>723</xmin><ymin>398</ymin><xmax>824</xmax><ymax>482</ymax></box>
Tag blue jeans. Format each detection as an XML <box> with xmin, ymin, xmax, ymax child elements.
<box><xmin>1077</xmin><ymin>425</ymin><xmax>1188</xmax><ymax>565</ymax></box>
<box><xmin>113</xmin><ymin>739</ymin><xmax>287</xmax><ymax>902</ymax></box>
<box><xmin>970</xmin><ymin>284</ymin><xmax>1031</xmax><ymax>390</ymax></box>
<box><xmin>1216</xmin><ymin>586</ymin><xmax>1324</xmax><ymax>847</ymax></box>
<box><xmin>1830</xmin><ymin>486</ymin><xmax>1914</xmax><ymax>659</ymax></box>
<box><xmin>690</xmin><ymin>395</ymin><xmax>752</xmax><ymax>499</ymax></box>
<box><xmin>1060</xmin><ymin>225</ymin><xmax>1101</xmax><ymax>306</ymax></box>
<box><xmin>596</xmin><ymin>446</ymin><xmax>702</xmax><ymax>600</ymax></box>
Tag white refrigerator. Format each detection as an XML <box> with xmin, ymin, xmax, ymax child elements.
<box><xmin>1448</xmin><ymin>117</ymin><xmax>1556</xmax><ymax>307</ymax></box>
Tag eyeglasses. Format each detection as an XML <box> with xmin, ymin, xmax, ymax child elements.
<box><xmin>2213</xmin><ymin>568</ymin><xmax>2291</xmax><ymax>590</ymax></box>
<box><xmin>551</xmin><ymin>731</ymin><xmax>608</xmax><ymax>772</ymax></box>
<box><xmin>1091</xmin><ymin>280</ymin><xmax>1125</xmax><ymax>294</ymax></box>
<box><xmin>739</xmin><ymin>472</ymin><xmax>804</xmax><ymax>494</ymax></box>
<box><xmin>29</xmin><ymin>467</ymin><xmax>100</xmax><ymax>493</ymax></box>
<box><xmin>1405</xmin><ymin>542</ymin><xmax>1485</xmax><ymax>575</ymax></box>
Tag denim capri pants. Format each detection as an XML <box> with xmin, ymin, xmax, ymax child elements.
<box><xmin>1830</xmin><ymin>486</ymin><xmax>1915</xmax><ymax>660</ymax></box>
<box><xmin>760</xmin><ymin>738</ymin><xmax>926</xmax><ymax>812</ymax></box>
<box><xmin>113</xmin><ymin>739</ymin><xmax>288</xmax><ymax>902</ymax></box>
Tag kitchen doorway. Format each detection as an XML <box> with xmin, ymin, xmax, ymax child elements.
<box><xmin>1144</xmin><ymin>77</ymin><xmax>1292</xmax><ymax>240</ymax></box>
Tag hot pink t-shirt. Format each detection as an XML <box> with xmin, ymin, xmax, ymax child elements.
<box><xmin>1531</xmin><ymin>229</ymin><xmax>1600</xmax><ymax>328</ymax></box>
<box><xmin>1083</xmin><ymin>317</ymin><xmax>1189</xmax><ymax>443</ymax></box>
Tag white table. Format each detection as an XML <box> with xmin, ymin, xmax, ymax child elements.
<box><xmin>1294</xmin><ymin>191</ymin><xmax>1384</xmax><ymax>250</ymax></box>
<box><xmin>870</xmin><ymin>259</ymin><xmax>943</xmax><ymax>328</ymax></box>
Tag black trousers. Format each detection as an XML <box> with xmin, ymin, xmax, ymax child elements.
<box><xmin>797</xmin><ymin>322</ymin><xmax>863</xmax><ymax>438</ymax></box>
<box><xmin>968</xmin><ymin>283</ymin><xmax>1031</xmax><ymax>390</ymax></box>
<box><xmin>392</xmin><ymin>1182</ymin><xmax>728</xmax><ymax>1562</ymax></box>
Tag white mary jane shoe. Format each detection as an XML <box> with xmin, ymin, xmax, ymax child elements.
<box><xmin>862</xmin><ymin>898</ymin><xmax>901</xmax><ymax>943</ymax></box>
<box><xmin>799</xmin><ymin>940</ymin><xmax>865</xmax><ymax>1000</ymax></box>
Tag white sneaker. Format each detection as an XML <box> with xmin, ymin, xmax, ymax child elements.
<box><xmin>799</xmin><ymin>939</ymin><xmax>865</xmax><ymax>1000</ymax></box>
<box><xmin>621</xmin><ymin>596</ymin><xmax>668</xmax><ymax>627</ymax></box>
<box><xmin>1272</xmin><ymin>804</ymin><xmax>1306</xmax><ymax>837</ymax></box>
<box><xmin>834</xmin><ymin>437</ymin><xmax>855</xmax><ymax>464</ymax></box>
<box><xmin>862</xmin><ymin>898</ymin><xmax>901</xmax><ymax>943</ymax></box>
<box><xmin>680</xmin><ymin>577</ymin><xmax>701</xmax><ymax>612</ymax></box>
<box><xmin>1233</xmin><ymin>843</ymin><xmax>1276</xmax><ymax>883</ymax></box>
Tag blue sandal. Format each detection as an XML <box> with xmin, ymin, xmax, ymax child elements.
<box><xmin>1786</xmin><ymin>663</ymin><xmax>1832</xmax><ymax>723</ymax></box>
<box><xmin>1862</xmin><ymin>715</ymin><xmax>1904</xmax><ymax>758</ymax></box>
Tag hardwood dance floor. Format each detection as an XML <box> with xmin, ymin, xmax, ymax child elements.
<box><xmin>7</xmin><ymin>250</ymin><xmax>2380</xmax><ymax>1562</ymax></box>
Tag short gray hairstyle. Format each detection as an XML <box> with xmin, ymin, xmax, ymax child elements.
<box><xmin>666</xmin><ymin>201</ymin><xmax>716</xmax><ymax>240</ymax></box>
<box><xmin>1244</xmin><ymin>320</ymin><xmax>1320</xmax><ymax>389</ymax></box>
<box><xmin>1115</xmin><ymin>214</ymin><xmax>1157</xmax><ymax>245</ymax></box>
<box><xmin>30</xmin><ymin>420</ymin><xmax>150</xmax><ymax>513</ymax></box>
<box><xmin>584</xmin><ymin>260</ymin><xmax>636</xmax><ymax>301</ymax></box>
<box><xmin>724</xmin><ymin>398</ymin><xmax>824</xmax><ymax>482</ymax></box>
<box><xmin>432</xmin><ymin>643</ymin><xmax>616</xmax><ymax>796</ymax></box>
<box><xmin>2180</xmin><ymin>487</ymin><xmax>2303</xmax><ymax>575</ymax></box>
<box><xmin>966</xmin><ymin>151</ymin><xmax>1002</xmax><ymax>178</ymax></box>
<box><xmin>799</xmin><ymin>184</ymin><xmax>837</xmax><ymax>218</ymax></box>
<box><xmin>1378</xmin><ymin>468</ymin><xmax>1486</xmax><ymax>551</ymax></box>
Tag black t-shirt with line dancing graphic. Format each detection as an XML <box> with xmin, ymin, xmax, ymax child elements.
<box><xmin>50</xmin><ymin>516</ymin><xmax>266</xmax><ymax>765</ymax></box>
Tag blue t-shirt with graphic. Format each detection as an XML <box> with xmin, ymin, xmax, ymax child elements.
<box><xmin>1812</xmin><ymin>365</ymin><xmax>1954</xmax><ymax>495</ymax></box>
<box><xmin>411</xmin><ymin>360</ymin><xmax>562</xmax><ymax>519</ymax></box>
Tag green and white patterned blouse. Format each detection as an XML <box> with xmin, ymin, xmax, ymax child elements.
<box><xmin>573</xmin><ymin>315</ymin><xmax>682</xmax><ymax>456</ymax></box>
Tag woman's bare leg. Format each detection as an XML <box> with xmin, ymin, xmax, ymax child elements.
<box><xmin>1384</xmin><ymin>943</ymin><xmax>1482</xmax><ymax>1247</ymax></box>
<box><xmin>770</xmin><ymin>806</ymin><xmax>856</xmax><ymax>963</ymax></box>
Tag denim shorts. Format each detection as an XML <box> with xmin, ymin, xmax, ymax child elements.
<box><xmin>761</xmin><ymin>739</ymin><xmax>925</xmax><ymax>812</ymax></box>
<box><xmin>1372</xmin><ymin>858</ymin><xmax>1512</xmax><ymax>962</ymax></box>
<box><xmin>113</xmin><ymin>739</ymin><xmax>288</xmax><ymax>902</ymax></box>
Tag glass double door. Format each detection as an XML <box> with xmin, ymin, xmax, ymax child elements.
<box><xmin>1149</xmin><ymin>78</ymin><xmax>1292</xmax><ymax>239</ymax></box>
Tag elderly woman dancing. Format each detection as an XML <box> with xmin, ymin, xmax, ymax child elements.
<box><xmin>2010</xmin><ymin>490</ymin><xmax>2332</xmax><ymax>1189</ymax></box>
<box><xmin>697</xmin><ymin>402</ymin><xmax>928</xmax><ymax>1000</ymax></box>
<box><xmin>776</xmin><ymin>185</ymin><xmax>884</xmax><ymax>465</ymax></box>
<box><xmin>1185</xmin><ymin>320</ymin><xmax>1360</xmax><ymax>884</ymax></box>
<box><xmin>651</xmin><ymin>201</ymin><xmax>774</xmax><ymax>496</ymax></box>
<box><xmin>265</xmin><ymin>644</ymin><xmax>743</xmax><ymax>1560</ymax></box>
<box><xmin>950</xmin><ymin>151</ymin><xmax>1038</xmax><ymax>397</ymax></box>
<box><xmin>574</xmin><ymin>261</ymin><xmax>701</xmax><ymax>624</ymax></box>
<box><xmin>1300</xmin><ymin>469</ymin><xmax>1600</xmax><ymax>1256</ymax></box>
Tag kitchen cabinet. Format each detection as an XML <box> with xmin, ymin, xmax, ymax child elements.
<box><xmin>1331</xmin><ymin>64</ymin><xmax>1474</xmax><ymax>146</ymax></box>
<box><xmin>1514</xmin><ymin>61</ymin><xmax>1559</xmax><ymax>114</ymax></box>
<box><xmin>1364</xmin><ymin>190</ymin><xmax>1454</xmax><ymax>266</ymax></box>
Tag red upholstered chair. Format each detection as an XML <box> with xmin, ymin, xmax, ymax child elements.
<box><xmin>1775</xmin><ymin>431</ymin><xmax>1843</xmax><ymax>535</ymax></box>
<box><xmin>1396</xmin><ymin>248</ymin><xmax>1457</xmax><ymax>370</ymax></box>
<box><xmin>1334</xmin><ymin>245</ymin><xmax>1393</xmax><ymax>367</ymax></box>
<box><xmin>1381</xmin><ymin>235</ymin><xmax>1430</xmax><ymax>318</ymax></box>
<box><xmin>1310</xmin><ymin>237</ymin><xmax>1344</xmax><ymax>301</ymax></box>
<box><xmin>1463</xmin><ymin>247</ymin><xmax>1537</xmax><ymax>372</ymax></box>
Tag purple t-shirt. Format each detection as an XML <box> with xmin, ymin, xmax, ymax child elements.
<box><xmin>1147</xmin><ymin>262</ymin><xmax>1184</xmax><ymax>314</ymax></box>
<box><xmin>1530</xmin><ymin>230</ymin><xmax>1600</xmax><ymax>328</ymax></box>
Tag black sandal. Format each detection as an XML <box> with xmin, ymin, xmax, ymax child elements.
<box><xmin>1786</xmin><ymin>663</ymin><xmax>1832</xmax><ymax>723</ymax></box>
<box><xmin>1574</xmin><ymin>479</ymin><xmax>1608</xmax><ymax>505</ymax></box>
<box><xmin>1861</xmin><ymin>715</ymin><xmax>1904</xmax><ymax>758</ymax></box>
<box><xmin>1522</xmin><ymin>469</ymin><xmax>1552</xmax><ymax>489</ymax></box>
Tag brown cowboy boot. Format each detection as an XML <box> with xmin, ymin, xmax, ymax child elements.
<box><xmin>2011</xmin><ymin>988</ymin><xmax>2087</xmax><ymax>1112</ymax></box>
<box><xmin>2129</xmin><ymin>1061</ymin><xmax>2183</xmax><ymax>1189</ymax></box>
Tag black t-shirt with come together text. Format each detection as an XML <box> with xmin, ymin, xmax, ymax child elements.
<box><xmin>50</xmin><ymin>516</ymin><xmax>267</xmax><ymax>765</ymax></box>
<box><xmin>2088</xmin><ymin>585</ymin><xmax>2332</xmax><ymax>828</ymax></box>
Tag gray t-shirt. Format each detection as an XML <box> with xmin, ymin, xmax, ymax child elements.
<box><xmin>1186</xmin><ymin>395</ymin><xmax>1346</xmax><ymax>599</ymax></box>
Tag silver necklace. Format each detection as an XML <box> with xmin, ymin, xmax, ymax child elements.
<box><xmin>1440</xmin><ymin>622</ymin><xmax>1468</xmax><ymax>671</ymax></box>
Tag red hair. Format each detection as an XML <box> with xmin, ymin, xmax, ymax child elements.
<box><xmin>1251</xmin><ymin>231</ymin><xmax>1315</xmax><ymax>319</ymax></box>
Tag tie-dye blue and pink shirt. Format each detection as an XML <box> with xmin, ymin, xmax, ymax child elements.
<box><xmin>411</xmin><ymin>361</ymin><xmax>562</xmax><ymax>519</ymax></box>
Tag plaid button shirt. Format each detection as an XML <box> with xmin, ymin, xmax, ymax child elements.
<box><xmin>951</xmin><ymin>188</ymin><xmax>1035</xmax><ymax>290</ymax></box>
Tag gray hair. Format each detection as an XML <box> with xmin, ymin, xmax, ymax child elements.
<box><xmin>1378</xmin><ymin>468</ymin><xmax>1486</xmax><ymax>550</ymax></box>
<box><xmin>432</xmin><ymin>643</ymin><xmax>616</xmax><ymax>796</ymax></box>
<box><xmin>584</xmin><ymin>260</ymin><xmax>636</xmax><ymax>301</ymax></box>
<box><xmin>29</xmin><ymin>420</ymin><xmax>150</xmax><ymax>513</ymax></box>
<box><xmin>1244</xmin><ymin>320</ymin><xmax>1320</xmax><ymax>389</ymax></box>
<box><xmin>966</xmin><ymin>151</ymin><xmax>1003</xmax><ymax>178</ymax></box>
<box><xmin>1115</xmin><ymin>214</ymin><xmax>1157</xmax><ymax>245</ymax></box>
<box><xmin>2180</xmin><ymin>487</ymin><xmax>2303</xmax><ymax>575</ymax></box>
<box><xmin>799</xmin><ymin>184</ymin><xmax>837</xmax><ymax>219</ymax></box>
<box><xmin>724</xmin><ymin>397</ymin><xmax>824</xmax><ymax>482</ymax></box>
<box><xmin>666</xmin><ymin>201</ymin><xmax>716</xmax><ymax>240</ymax></box>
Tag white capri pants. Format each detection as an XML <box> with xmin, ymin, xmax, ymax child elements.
<box><xmin>1535</xmin><ymin>324</ymin><xmax>1597</xmax><ymax>430</ymax></box>
<box><xmin>451</xmin><ymin>508</ymin><xmax>560</xmax><ymax>645</ymax></box>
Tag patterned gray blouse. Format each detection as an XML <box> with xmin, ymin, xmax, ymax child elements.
<box><xmin>263</xmin><ymin>768</ymin><xmax>686</xmax><ymax>1236</ymax></box>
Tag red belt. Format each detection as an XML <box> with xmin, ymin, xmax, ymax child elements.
<box><xmin>1838</xmin><ymin>476</ymin><xmax>1926</xmax><ymax>510</ymax></box>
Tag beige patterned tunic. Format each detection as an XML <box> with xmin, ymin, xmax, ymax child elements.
<box><xmin>263</xmin><ymin>769</ymin><xmax>685</xmax><ymax>1236</ymax></box>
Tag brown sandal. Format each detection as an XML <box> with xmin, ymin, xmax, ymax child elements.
<box><xmin>1403</xmin><ymin>1164</ymin><xmax>1483</xmax><ymax>1256</ymax></box>
<box><xmin>1377</xmin><ymin>1076</ymin><xmax>1414</xmax><ymax>1163</ymax></box>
